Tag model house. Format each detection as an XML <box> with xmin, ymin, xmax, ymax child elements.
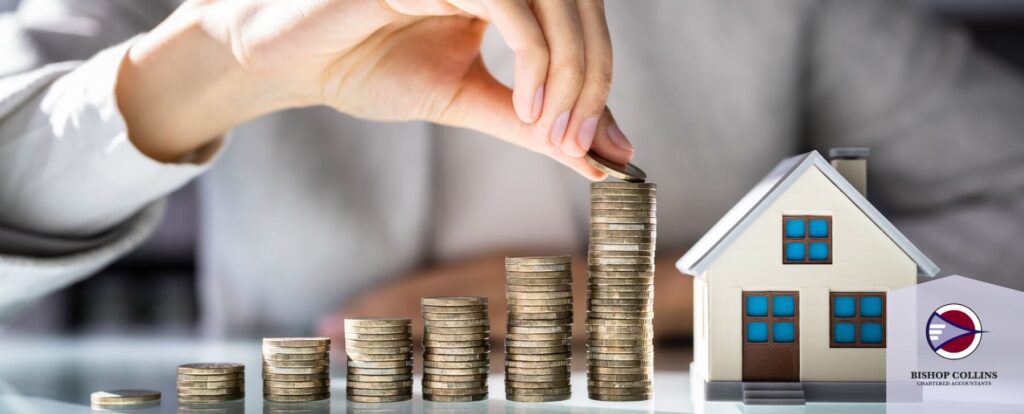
<box><xmin>677</xmin><ymin>149</ymin><xmax>939</xmax><ymax>405</ymax></box>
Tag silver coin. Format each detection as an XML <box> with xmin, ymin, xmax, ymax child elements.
<box><xmin>584</xmin><ymin>152</ymin><xmax>647</xmax><ymax>183</ymax></box>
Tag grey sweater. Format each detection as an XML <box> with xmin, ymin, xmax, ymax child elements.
<box><xmin>1</xmin><ymin>0</ymin><xmax>1022</xmax><ymax>335</ymax></box>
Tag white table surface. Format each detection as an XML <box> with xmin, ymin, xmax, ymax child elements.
<box><xmin>0</xmin><ymin>335</ymin><xmax>891</xmax><ymax>414</ymax></box>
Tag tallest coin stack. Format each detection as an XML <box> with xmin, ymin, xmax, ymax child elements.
<box><xmin>586</xmin><ymin>182</ymin><xmax>656</xmax><ymax>401</ymax></box>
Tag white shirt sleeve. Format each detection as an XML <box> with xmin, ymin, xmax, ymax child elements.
<box><xmin>0</xmin><ymin>36</ymin><xmax>225</xmax><ymax>238</ymax></box>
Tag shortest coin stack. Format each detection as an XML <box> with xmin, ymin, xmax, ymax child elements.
<box><xmin>345</xmin><ymin>318</ymin><xmax>414</xmax><ymax>403</ymax></box>
<box><xmin>91</xmin><ymin>389</ymin><xmax>161</xmax><ymax>410</ymax></box>
<box><xmin>177</xmin><ymin>363</ymin><xmax>245</xmax><ymax>403</ymax></box>
<box><xmin>262</xmin><ymin>338</ymin><xmax>331</xmax><ymax>402</ymax></box>
<box><xmin>421</xmin><ymin>296</ymin><xmax>491</xmax><ymax>402</ymax></box>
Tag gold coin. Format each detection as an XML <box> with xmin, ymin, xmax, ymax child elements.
<box><xmin>505</xmin><ymin>386</ymin><xmax>571</xmax><ymax>396</ymax></box>
<box><xmin>505</xmin><ymin>271</ymin><xmax>573</xmax><ymax>279</ymax></box>
<box><xmin>506</xmin><ymin>298</ymin><xmax>573</xmax><ymax>306</ymax></box>
<box><xmin>177</xmin><ymin>363</ymin><xmax>244</xmax><ymax>375</ymax></box>
<box><xmin>423</xmin><ymin>373</ymin><xmax>488</xmax><ymax>382</ymax></box>
<box><xmin>423</xmin><ymin>359</ymin><xmax>489</xmax><ymax>369</ymax></box>
<box><xmin>91</xmin><ymin>389</ymin><xmax>161</xmax><ymax>405</ymax></box>
<box><xmin>265</xmin><ymin>379</ymin><xmax>330</xmax><ymax>388</ymax></box>
<box><xmin>261</xmin><ymin>366</ymin><xmax>330</xmax><ymax>375</ymax></box>
<box><xmin>346</xmin><ymin>380</ymin><xmax>413</xmax><ymax>390</ymax></box>
<box><xmin>345</xmin><ymin>359</ymin><xmax>412</xmax><ymax>368</ymax></box>
<box><xmin>587</xmin><ymin>393</ymin><xmax>650</xmax><ymax>401</ymax></box>
<box><xmin>177</xmin><ymin>387</ymin><xmax>244</xmax><ymax>396</ymax></box>
<box><xmin>262</xmin><ymin>373</ymin><xmax>330</xmax><ymax>382</ymax></box>
<box><xmin>422</xmin><ymin>339</ymin><xmax>489</xmax><ymax>348</ymax></box>
<box><xmin>177</xmin><ymin>373</ymin><xmax>243</xmax><ymax>382</ymax></box>
<box><xmin>262</xmin><ymin>345</ymin><xmax>330</xmax><ymax>355</ymax></box>
<box><xmin>506</xmin><ymin>394</ymin><xmax>570</xmax><ymax>402</ymax></box>
<box><xmin>584</xmin><ymin>152</ymin><xmax>647</xmax><ymax>183</ymax></box>
<box><xmin>423</xmin><ymin>394</ymin><xmax>488</xmax><ymax>402</ymax></box>
<box><xmin>504</xmin><ymin>359</ymin><xmax>571</xmax><ymax>368</ymax></box>
<box><xmin>422</xmin><ymin>386</ymin><xmax>489</xmax><ymax>396</ymax></box>
<box><xmin>589</xmin><ymin>231</ymin><xmax>656</xmax><ymax>241</ymax></box>
<box><xmin>505</xmin><ymin>373</ymin><xmax>571</xmax><ymax>382</ymax></box>
<box><xmin>177</xmin><ymin>394</ymin><xmax>244</xmax><ymax>403</ymax></box>
<box><xmin>506</xmin><ymin>353</ymin><xmax>571</xmax><ymax>362</ymax></box>
<box><xmin>262</xmin><ymin>338</ymin><xmax>330</xmax><ymax>348</ymax></box>
<box><xmin>506</xmin><ymin>277</ymin><xmax>573</xmax><ymax>286</ymax></box>
<box><xmin>176</xmin><ymin>379</ymin><xmax>243</xmax><ymax>389</ymax></box>
<box><xmin>422</xmin><ymin>367</ymin><xmax>489</xmax><ymax>375</ymax></box>
<box><xmin>421</xmin><ymin>380</ymin><xmax>488</xmax><ymax>389</ymax></box>
<box><xmin>264</xmin><ymin>393</ymin><xmax>329</xmax><ymax>402</ymax></box>
<box><xmin>422</xmin><ymin>311</ymin><xmax>489</xmax><ymax>321</ymax></box>
<box><xmin>346</xmin><ymin>394</ymin><xmax>411</xmax><ymax>403</ymax></box>
<box><xmin>505</xmin><ymin>256</ymin><xmax>572</xmax><ymax>265</ymax></box>
<box><xmin>504</xmin><ymin>263</ymin><xmax>572</xmax><ymax>272</ymax></box>
<box><xmin>421</xmin><ymin>305</ymin><xmax>488</xmax><ymax>314</ymax></box>
<box><xmin>589</xmin><ymin>265</ymin><xmax>656</xmax><ymax>273</ymax></box>
<box><xmin>346</xmin><ymin>366</ymin><xmax>412</xmax><ymax>376</ymax></box>
<box><xmin>424</xmin><ymin>332</ymin><xmax>490</xmax><ymax>341</ymax></box>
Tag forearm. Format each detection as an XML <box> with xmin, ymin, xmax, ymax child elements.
<box><xmin>115</xmin><ymin>1</ymin><xmax>297</xmax><ymax>162</ymax></box>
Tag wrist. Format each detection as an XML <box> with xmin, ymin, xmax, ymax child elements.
<box><xmin>116</xmin><ymin>1</ymin><xmax>292</xmax><ymax>162</ymax></box>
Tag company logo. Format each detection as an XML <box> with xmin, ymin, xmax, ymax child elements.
<box><xmin>926</xmin><ymin>303</ymin><xmax>984</xmax><ymax>360</ymax></box>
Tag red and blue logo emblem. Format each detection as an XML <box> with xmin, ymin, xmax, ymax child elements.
<box><xmin>926</xmin><ymin>303</ymin><xmax>984</xmax><ymax>360</ymax></box>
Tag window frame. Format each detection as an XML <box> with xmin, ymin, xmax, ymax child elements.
<box><xmin>782</xmin><ymin>215</ymin><xmax>833</xmax><ymax>264</ymax></box>
<box><xmin>742</xmin><ymin>291</ymin><xmax>799</xmax><ymax>345</ymax></box>
<box><xmin>829</xmin><ymin>292</ymin><xmax>886</xmax><ymax>348</ymax></box>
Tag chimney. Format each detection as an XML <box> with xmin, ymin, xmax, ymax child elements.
<box><xmin>829</xmin><ymin>147</ymin><xmax>870</xmax><ymax>197</ymax></box>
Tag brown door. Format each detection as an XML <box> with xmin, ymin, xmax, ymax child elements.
<box><xmin>742</xmin><ymin>291</ymin><xmax>799</xmax><ymax>381</ymax></box>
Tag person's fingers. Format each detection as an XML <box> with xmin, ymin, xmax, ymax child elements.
<box><xmin>380</xmin><ymin>0</ymin><xmax>461</xmax><ymax>15</ymax></box>
<box><xmin>590</xmin><ymin>108</ymin><xmax>634</xmax><ymax>165</ymax></box>
<box><xmin>558</xmin><ymin>0</ymin><xmax>614</xmax><ymax>158</ymax></box>
<box><xmin>482</xmin><ymin>0</ymin><xmax>548</xmax><ymax>124</ymax></box>
<box><xmin>530</xmin><ymin>0</ymin><xmax>586</xmax><ymax>150</ymax></box>
<box><xmin>438</xmin><ymin>58</ymin><xmax>607</xmax><ymax>181</ymax></box>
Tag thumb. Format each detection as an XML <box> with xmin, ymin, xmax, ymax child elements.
<box><xmin>437</xmin><ymin>58</ymin><xmax>608</xmax><ymax>181</ymax></box>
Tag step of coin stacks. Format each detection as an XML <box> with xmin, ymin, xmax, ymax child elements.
<box><xmin>504</xmin><ymin>256</ymin><xmax>574</xmax><ymax>402</ymax></box>
<box><xmin>176</xmin><ymin>363</ymin><xmax>244</xmax><ymax>403</ymax></box>
<box><xmin>420</xmin><ymin>296</ymin><xmax>491</xmax><ymax>402</ymax></box>
<box><xmin>587</xmin><ymin>182</ymin><xmax>656</xmax><ymax>401</ymax></box>
<box><xmin>262</xmin><ymin>338</ymin><xmax>331</xmax><ymax>402</ymax></box>
<box><xmin>344</xmin><ymin>318</ymin><xmax>414</xmax><ymax>403</ymax></box>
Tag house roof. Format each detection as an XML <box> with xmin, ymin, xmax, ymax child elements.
<box><xmin>675</xmin><ymin>151</ymin><xmax>940</xmax><ymax>277</ymax></box>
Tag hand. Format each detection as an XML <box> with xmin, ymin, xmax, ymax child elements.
<box><xmin>118</xmin><ymin>0</ymin><xmax>635</xmax><ymax>178</ymax></box>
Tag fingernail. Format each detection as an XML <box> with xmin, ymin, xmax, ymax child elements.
<box><xmin>531</xmin><ymin>86</ymin><xmax>544</xmax><ymax>122</ymax></box>
<box><xmin>607</xmin><ymin>122</ymin><xmax>634</xmax><ymax>150</ymax></box>
<box><xmin>577</xmin><ymin>116</ymin><xmax>599</xmax><ymax>151</ymax></box>
<box><xmin>550</xmin><ymin>111</ymin><xmax>570</xmax><ymax>146</ymax></box>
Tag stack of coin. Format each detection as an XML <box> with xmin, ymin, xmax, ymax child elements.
<box><xmin>344</xmin><ymin>318</ymin><xmax>414</xmax><ymax>403</ymax></box>
<box><xmin>176</xmin><ymin>363</ymin><xmax>244</xmax><ymax>403</ymax></box>
<box><xmin>504</xmin><ymin>256</ymin><xmax>573</xmax><ymax>402</ymax></box>
<box><xmin>587</xmin><ymin>182</ymin><xmax>656</xmax><ymax>401</ymax></box>
<box><xmin>420</xmin><ymin>296</ymin><xmax>490</xmax><ymax>402</ymax></box>
<box><xmin>262</xmin><ymin>338</ymin><xmax>331</xmax><ymax>402</ymax></box>
<box><xmin>91</xmin><ymin>389</ymin><xmax>161</xmax><ymax>410</ymax></box>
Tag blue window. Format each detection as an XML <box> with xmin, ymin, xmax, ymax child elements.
<box><xmin>773</xmin><ymin>322</ymin><xmax>795</xmax><ymax>343</ymax></box>
<box><xmin>747</xmin><ymin>322</ymin><xmax>768</xmax><ymax>342</ymax></box>
<box><xmin>783</xmin><ymin>216</ymin><xmax>831</xmax><ymax>264</ymax></box>
<box><xmin>773</xmin><ymin>296</ymin><xmax>794</xmax><ymax>317</ymax></box>
<box><xmin>785</xmin><ymin>219</ymin><xmax>805</xmax><ymax>238</ymax></box>
<box><xmin>746</xmin><ymin>296</ymin><xmax>768</xmax><ymax>317</ymax></box>
<box><xmin>834</xmin><ymin>323</ymin><xmax>856</xmax><ymax>343</ymax></box>
<box><xmin>831</xmin><ymin>293</ymin><xmax>886</xmax><ymax>348</ymax></box>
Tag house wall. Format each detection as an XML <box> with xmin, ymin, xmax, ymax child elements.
<box><xmin>692</xmin><ymin>276</ymin><xmax>709</xmax><ymax>380</ymax></box>
<box><xmin>704</xmin><ymin>167</ymin><xmax>917</xmax><ymax>382</ymax></box>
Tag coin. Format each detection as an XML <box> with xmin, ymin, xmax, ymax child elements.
<box><xmin>586</xmin><ymin>387</ymin><xmax>652</xmax><ymax>396</ymax></box>
<box><xmin>421</xmin><ymin>380</ymin><xmax>488</xmax><ymax>389</ymax></box>
<box><xmin>586</xmin><ymin>359</ymin><xmax>653</xmax><ymax>368</ymax></box>
<box><xmin>506</xmin><ymin>353</ymin><xmax>572</xmax><ymax>362</ymax></box>
<box><xmin>506</xmin><ymin>325</ymin><xmax>572</xmax><ymax>334</ymax></box>
<box><xmin>504</xmin><ymin>359</ymin><xmax>571</xmax><ymax>368</ymax></box>
<box><xmin>505</xmin><ymin>271</ymin><xmax>573</xmax><ymax>279</ymax></box>
<box><xmin>504</xmin><ymin>366</ymin><xmax>570</xmax><ymax>375</ymax></box>
<box><xmin>346</xmin><ymin>388</ymin><xmax>413</xmax><ymax>397</ymax></box>
<box><xmin>263</xmin><ymin>338</ymin><xmax>330</xmax><ymax>348</ymax></box>
<box><xmin>345</xmin><ymin>325</ymin><xmax>412</xmax><ymax>335</ymax></box>
<box><xmin>178</xmin><ymin>394</ymin><xmax>244</xmax><ymax>403</ymax></box>
<box><xmin>587</xmin><ymin>365</ymin><xmax>653</xmax><ymax>375</ymax></box>
<box><xmin>591</xmin><ymin>217</ymin><xmax>657</xmax><ymax>225</ymax></box>
<box><xmin>423</xmin><ymin>359</ymin><xmax>489</xmax><ymax>369</ymax></box>
<box><xmin>505</xmin><ymin>373</ymin><xmax>571</xmax><ymax>382</ymax></box>
<box><xmin>423</xmin><ymin>394</ymin><xmax>488</xmax><ymax>402</ymax></box>
<box><xmin>504</xmin><ymin>263</ymin><xmax>572</xmax><ymax>272</ymax></box>
<box><xmin>346</xmin><ymin>367</ymin><xmax>412</xmax><ymax>376</ymax></box>
<box><xmin>506</xmin><ymin>386</ymin><xmax>571</xmax><ymax>396</ymax></box>
<box><xmin>91</xmin><ymin>389</ymin><xmax>161</xmax><ymax>405</ymax></box>
<box><xmin>587</xmin><ymin>373</ymin><xmax>652</xmax><ymax>382</ymax></box>
<box><xmin>345</xmin><ymin>339</ymin><xmax>412</xmax><ymax>348</ymax></box>
<box><xmin>345</xmin><ymin>318</ymin><xmax>412</xmax><ymax>327</ymax></box>
<box><xmin>423</xmin><ymin>373</ymin><xmax>488</xmax><ymax>382</ymax></box>
<box><xmin>425</xmin><ymin>346</ymin><xmax>488</xmax><ymax>355</ymax></box>
<box><xmin>507</xmin><ymin>284</ymin><xmax>572</xmax><ymax>293</ymax></box>
<box><xmin>263</xmin><ymin>353</ymin><xmax>329</xmax><ymax>362</ymax></box>
<box><xmin>424</xmin><ymin>333</ymin><xmax>490</xmax><ymax>342</ymax></box>
<box><xmin>587</xmin><ymin>338</ymin><xmax>651</xmax><ymax>347</ymax></box>
<box><xmin>423</xmin><ymin>319</ymin><xmax>489</xmax><ymax>328</ymax></box>
<box><xmin>177</xmin><ymin>363</ymin><xmax>244</xmax><ymax>375</ymax></box>
<box><xmin>345</xmin><ymin>346</ymin><xmax>413</xmax><ymax>355</ymax></box>
<box><xmin>506</xmin><ymin>298</ymin><xmax>573</xmax><ymax>306</ymax></box>
<box><xmin>505</xmin><ymin>380</ymin><xmax>570</xmax><ymax>389</ymax></box>
<box><xmin>346</xmin><ymin>380</ymin><xmax>413</xmax><ymax>390</ymax></box>
<box><xmin>262</xmin><ymin>345</ymin><xmax>330</xmax><ymax>355</ymax></box>
<box><xmin>587</xmin><ymin>380</ymin><xmax>652</xmax><ymax>388</ymax></box>
<box><xmin>177</xmin><ymin>373</ymin><xmax>244</xmax><ymax>382</ymax></box>
<box><xmin>587</xmin><ymin>393</ymin><xmax>650</xmax><ymax>401</ymax></box>
<box><xmin>507</xmin><ymin>318</ymin><xmax>573</xmax><ymax>327</ymax></box>
<box><xmin>423</xmin><ymin>367</ymin><xmax>489</xmax><ymax>375</ymax></box>
<box><xmin>262</xmin><ymin>366</ymin><xmax>330</xmax><ymax>375</ymax></box>
<box><xmin>422</xmin><ymin>325</ymin><xmax>490</xmax><ymax>334</ymax></box>
<box><xmin>263</xmin><ymin>387</ymin><xmax>330</xmax><ymax>396</ymax></box>
<box><xmin>264</xmin><ymin>393</ymin><xmax>330</xmax><ymax>402</ymax></box>
<box><xmin>422</xmin><ymin>387</ymin><xmax>489</xmax><ymax>396</ymax></box>
<box><xmin>423</xmin><ymin>353</ymin><xmax>489</xmax><ymax>362</ymax></box>
<box><xmin>507</xmin><ymin>311</ymin><xmax>572</xmax><ymax>320</ymax></box>
<box><xmin>345</xmin><ymin>359</ymin><xmax>412</xmax><ymax>368</ymax></box>
<box><xmin>262</xmin><ymin>359</ymin><xmax>330</xmax><ymax>368</ymax></box>
<box><xmin>505</xmin><ymin>345</ymin><xmax>571</xmax><ymax>355</ymax></box>
<box><xmin>422</xmin><ymin>339</ymin><xmax>488</xmax><ymax>348</ymax></box>
<box><xmin>421</xmin><ymin>304</ymin><xmax>488</xmax><ymax>314</ymax></box>
<box><xmin>343</xmin><ymin>375</ymin><xmax>409</xmax><ymax>383</ymax></box>
<box><xmin>178</xmin><ymin>387</ymin><xmax>244</xmax><ymax>396</ymax></box>
<box><xmin>590</xmin><ymin>203</ymin><xmax>656</xmax><ymax>211</ymax></box>
<box><xmin>422</xmin><ymin>311</ymin><xmax>489</xmax><ymax>321</ymax></box>
<box><xmin>264</xmin><ymin>379</ymin><xmax>330</xmax><ymax>388</ymax></box>
<box><xmin>344</xmin><ymin>332</ymin><xmax>412</xmax><ymax>341</ymax></box>
<box><xmin>584</xmin><ymin>151</ymin><xmax>647</xmax><ymax>182</ymax></box>
<box><xmin>506</xmin><ymin>277</ymin><xmax>573</xmax><ymax>286</ymax></box>
<box><xmin>346</xmin><ymin>394</ymin><xmax>411</xmax><ymax>403</ymax></box>
<box><xmin>504</xmin><ymin>338</ymin><xmax>572</xmax><ymax>347</ymax></box>
<box><xmin>176</xmin><ymin>379</ymin><xmax>243</xmax><ymax>389</ymax></box>
<box><xmin>505</xmin><ymin>256</ymin><xmax>571</xmax><ymax>265</ymax></box>
<box><xmin>506</xmin><ymin>394</ymin><xmax>570</xmax><ymax>402</ymax></box>
<box><xmin>263</xmin><ymin>373</ymin><xmax>331</xmax><ymax>381</ymax></box>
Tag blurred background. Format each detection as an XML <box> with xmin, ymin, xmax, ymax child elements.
<box><xmin>4</xmin><ymin>0</ymin><xmax>1024</xmax><ymax>337</ymax></box>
